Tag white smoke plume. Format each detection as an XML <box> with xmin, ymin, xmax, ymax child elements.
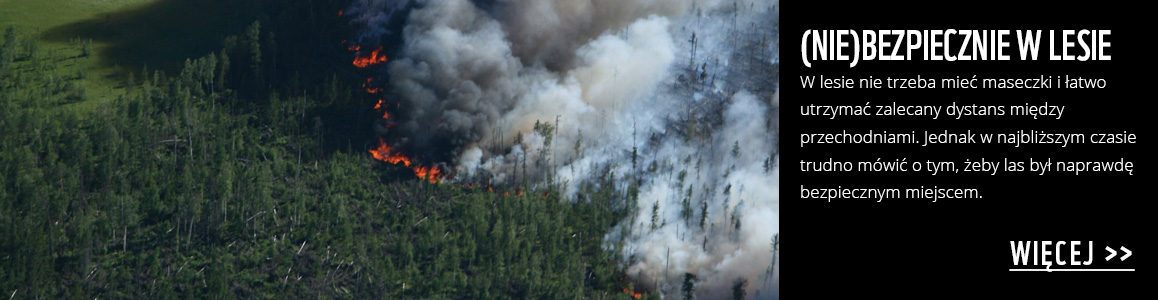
<box><xmin>616</xmin><ymin>91</ymin><xmax>779</xmax><ymax>299</ymax></box>
<box><xmin>348</xmin><ymin>0</ymin><xmax>779</xmax><ymax>298</ymax></box>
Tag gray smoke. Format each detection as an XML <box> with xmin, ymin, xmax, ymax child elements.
<box><xmin>346</xmin><ymin>0</ymin><xmax>414</xmax><ymax>43</ymax></box>
<box><xmin>491</xmin><ymin>0</ymin><xmax>699</xmax><ymax>70</ymax></box>
<box><xmin>348</xmin><ymin>0</ymin><xmax>779</xmax><ymax>298</ymax></box>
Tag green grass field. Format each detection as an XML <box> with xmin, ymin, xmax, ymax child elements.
<box><xmin>2</xmin><ymin>0</ymin><xmax>241</xmax><ymax>113</ymax></box>
<box><xmin>2</xmin><ymin>0</ymin><xmax>154</xmax><ymax>112</ymax></box>
<box><xmin>0</xmin><ymin>0</ymin><xmax>156</xmax><ymax>31</ymax></box>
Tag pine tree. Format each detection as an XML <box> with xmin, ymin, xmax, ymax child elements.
<box><xmin>650</xmin><ymin>201</ymin><xmax>660</xmax><ymax>231</ymax></box>
<box><xmin>681</xmin><ymin>197</ymin><xmax>692</xmax><ymax>226</ymax></box>
<box><xmin>1</xmin><ymin>26</ymin><xmax>18</xmax><ymax>70</ymax></box>
<box><xmin>699</xmin><ymin>201</ymin><xmax>708</xmax><ymax>229</ymax></box>
<box><xmin>81</xmin><ymin>38</ymin><xmax>92</xmax><ymax>57</ymax></box>
<box><xmin>682</xmin><ymin>273</ymin><xmax>697</xmax><ymax>300</ymax></box>
<box><xmin>732</xmin><ymin>278</ymin><xmax>747</xmax><ymax>300</ymax></box>
<box><xmin>22</xmin><ymin>29</ymin><xmax>38</xmax><ymax>61</ymax></box>
<box><xmin>246</xmin><ymin>21</ymin><xmax>262</xmax><ymax>76</ymax></box>
<box><xmin>216</xmin><ymin>49</ymin><xmax>230</xmax><ymax>94</ymax></box>
<box><xmin>127</xmin><ymin>72</ymin><xmax>136</xmax><ymax>94</ymax></box>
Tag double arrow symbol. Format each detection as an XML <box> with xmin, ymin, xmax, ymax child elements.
<box><xmin>1105</xmin><ymin>246</ymin><xmax>1132</xmax><ymax>261</ymax></box>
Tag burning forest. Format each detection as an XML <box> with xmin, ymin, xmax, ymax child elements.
<box><xmin>346</xmin><ymin>0</ymin><xmax>780</xmax><ymax>298</ymax></box>
<box><xmin>349</xmin><ymin>37</ymin><xmax>447</xmax><ymax>183</ymax></box>
<box><xmin>0</xmin><ymin>0</ymin><xmax>776</xmax><ymax>298</ymax></box>
<box><xmin>0</xmin><ymin>0</ymin><xmax>781</xmax><ymax>298</ymax></box>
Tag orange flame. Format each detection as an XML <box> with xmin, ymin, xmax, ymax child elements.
<box><xmin>362</xmin><ymin>78</ymin><xmax>383</xmax><ymax>94</ymax></box>
<box><xmin>369</xmin><ymin>140</ymin><xmax>411</xmax><ymax>166</ymax></box>
<box><xmin>353</xmin><ymin>46</ymin><xmax>388</xmax><ymax>68</ymax></box>
<box><xmin>369</xmin><ymin>139</ymin><xmax>443</xmax><ymax>183</ymax></box>
<box><xmin>621</xmin><ymin>276</ymin><xmax>645</xmax><ymax>299</ymax></box>
<box><xmin>338</xmin><ymin>9</ymin><xmax>344</xmax><ymax>16</ymax></box>
<box><xmin>355</xmin><ymin>43</ymin><xmax>442</xmax><ymax>184</ymax></box>
<box><xmin>414</xmin><ymin>166</ymin><xmax>444</xmax><ymax>183</ymax></box>
<box><xmin>372</xmin><ymin>98</ymin><xmax>389</xmax><ymax>119</ymax></box>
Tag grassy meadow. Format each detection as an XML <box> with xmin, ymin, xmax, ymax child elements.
<box><xmin>1</xmin><ymin>0</ymin><xmax>242</xmax><ymax>114</ymax></box>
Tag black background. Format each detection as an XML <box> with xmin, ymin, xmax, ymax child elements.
<box><xmin>787</xmin><ymin>1</ymin><xmax>1144</xmax><ymax>297</ymax></box>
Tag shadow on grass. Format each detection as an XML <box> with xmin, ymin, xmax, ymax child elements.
<box><xmin>42</xmin><ymin>0</ymin><xmax>250</xmax><ymax>74</ymax></box>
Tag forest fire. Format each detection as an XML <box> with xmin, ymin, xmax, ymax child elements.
<box><xmin>369</xmin><ymin>139</ymin><xmax>411</xmax><ymax>166</ymax></box>
<box><xmin>625</xmin><ymin>288</ymin><xmax>643</xmax><ymax>298</ymax></box>
<box><xmin>338</xmin><ymin>1</ymin><xmax>781</xmax><ymax>298</ymax></box>
<box><xmin>369</xmin><ymin>139</ymin><xmax>443</xmax><ymax>183</ymax></box>
<box><xmin>365</xmin><ymin>97</ymin><xmax>440</xmax><ymax>182</ymax></box>
<box><xmin>352</xmin><ymin>46</ymin><xmax>388</xmax><ymax>68</ymax></box>
<box><xmin>620</xmin><ymin>276</ymin><xmax>645</xmax><ymax>299</ymax></box>
<box><xmin>413</xmin><ymin>166</ymin><xmax>443</xmax><ymax>183</ymax></box>
<box><xmin>363</xmin><ymin>78</ymin><xmax>383</xmax><ymax>94</ymax></box>
<box><xmin>352</xmin><ymin>43</ymin><xmax>444</xmax><ymax>183</ymax></box>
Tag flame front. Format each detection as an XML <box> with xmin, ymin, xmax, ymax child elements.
<box><xmin>369</xmin><ymin>139</ymin><xmax>442</xmax><ymax>183</ymax></box>
<box><xmin>620</xmin><ymin>276</ymin><xmax>646</xmax><ymax>299</ymax></box>
<box><xmin>352</xmin><ymin>43</ymin><xmax>444</xmax><ymax>184</ymax></box>
<box><xmin>413</xmin><ymin>166</ymin><xmax>444</xmax><ymax>183</ymax></box>
<box><xmin>369</xmin><ymin>139</ymin><xmax>411</xmax><ymax>166</ymax></box>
